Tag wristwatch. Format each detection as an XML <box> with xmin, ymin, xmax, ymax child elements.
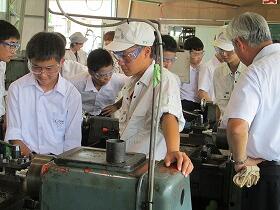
<box><xmin>230</xmin><ymin>154</ymin><xmax>248</xmax><ymax>165</ymax></box>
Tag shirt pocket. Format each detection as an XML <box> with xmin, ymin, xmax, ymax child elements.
<box><xmin>51</xmin><ymin>112</ymin><xmax>67</xmax><ymax>137</ymax></box>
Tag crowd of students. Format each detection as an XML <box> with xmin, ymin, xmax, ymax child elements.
<box><xmin>1</xmin><ymin>11</ymin><xmax>280</xmax><ymax>209</ymax></box>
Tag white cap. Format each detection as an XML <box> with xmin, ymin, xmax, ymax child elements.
<box><xmin>69</xmin><ymin>32</ymin><xmax>88</xmax><ymax>44</ymax></box>
<box><xmin>105</xmin><ymin>22</ymin><xmax>155</xmax><ymax>52</ymax></box>
<box><xmin>213</xmin><ymin>26</ymin><xmax>234</xmax><ymax>51</ymax></box>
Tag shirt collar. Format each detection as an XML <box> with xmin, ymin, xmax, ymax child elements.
<box><xmin>222</xmin><ymin>62</ymin><xmax>244</xmax><ymax>77</ymax></box>
<box><xmin>85</xmin><ymin>74</ymin><xmax>97</xmax><ymax>92</ymax></box>
<box><xmin>22</xmin><ymin>73</ymin><xmax>67</xmax><ymax>96</ymax></box>
<box><xmin>253</xmin><ymin>43</ymin><xmax>280</xmax><ymax>63</ymax></box>
<box><xmin>132</xmin><ymin>60</ymin><xmax>155</xmax><ymax>87</ymax></box>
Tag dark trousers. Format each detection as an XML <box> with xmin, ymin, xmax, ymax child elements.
<box><xmin>241</xmin><ymin>162</ymin><xmax>280</xmax><ymax>210</ymax></box>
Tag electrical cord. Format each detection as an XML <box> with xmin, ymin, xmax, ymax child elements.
<box><xmin>85</xmin><ymin>0</ymin><xmax>104</xmax><ymax>11</ymax></box>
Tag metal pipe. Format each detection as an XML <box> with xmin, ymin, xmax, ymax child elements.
<box><xmin>127</xmin><ymin>0</ymin><xmax>132</xmax><ymax>18</ymax></box>
<box><xmin>147</xmin><ymin>26</ymin><xmax>163</xmax><ymax>210</ymax></box>
<box><xmin>48</xmin><ymin>8</ymin><xmax>161</xmax><ymax>27</ymax></box>
<box><xmin>44</xmin><ymin>0</ymin><xmax>49</xmax><ymax>31</ymax></box>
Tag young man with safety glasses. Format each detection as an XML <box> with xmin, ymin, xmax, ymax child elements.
<box><xmin>70</xmin><ymin>48</ymin><xmax>127</xmax><ymax>116</ymax></box>
<box><xmin>212</xmin><ymin>26</ymin><xmax>246</xmax><ymax>120</ymax></box>
<box><xmin>0</xmin><ymin>20</ymin><xmax>20</xmax><ymax>139</ymax></box>
<box><xmin>162</xmin><ymin>35</ymin><xmax>178</xmax><ymax>70</ymax></box>
<box><xmin>180</xmin><ymin>36</ymin><xmax>205</xmax><ymax>113</ymax></box>
<box><xmin>5</xmin><ymin>32</ymin><xmax>82</xmax><ymax>156</ymax></box>
<box><xmin>105</xmin><ymin>22</ymin><xmax>193</xmax><ymax>176</ymax></box>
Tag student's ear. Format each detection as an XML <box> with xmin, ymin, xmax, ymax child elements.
<box><xmin>60</xmin><ymin>58</ymin><xmax>65</xmax><ymax>66</ymax></box>
<box><xmin>143</xmin><ymin>46</ymin><xmax>152</xmax><ymax>58</ymax></box>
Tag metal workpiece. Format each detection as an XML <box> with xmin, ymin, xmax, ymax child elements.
<box><xmin>106</xmin><ymin>139</ymin><xmax>126</xmax><ymax>164</ymax></box>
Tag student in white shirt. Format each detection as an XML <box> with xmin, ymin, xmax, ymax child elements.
<box><xmin>55</xmin><ymin>32</ymin><xmax>88</xmax><ymax>80</ymax></box>
<box><xmin>5</xmin><ymin>32</ymin><xmax>82</xmax><ymax>156</ymax></box>
<box><xmin>161</xmin><ymin>34</ymin><xmax>181</xmax><ymax>85</ymax></box>
<box><xmin>198</xmin><ymin>27</ymin><xmax>225</xmax><ymax>102</ymax></box>
<box><xmin>103</xmin><ymin>31</ymin><xmax>124</xmax><ymax>74</ymax></box>
<box><xmin>213</xmin><ymin>26</ymin><xmax>246</xmax><ymax>119</ymax></box>
<box><xmin>71</xmin><ymin>48</ymin><xmax>127</xmax><ymax>116</ymax></box>
<box><xmin>105</xmin><ymin>22</ymin><xmax>193</xmax><ymax>176</ymax></box>
<box><xmin>225</xmin><ymin>12</ymin><xmax>280</xmax><ymax>210</ymax></box>
<box><xmin>0</xmin><ymin>20</ymin><xmax>20</xmax><ymax>139</ymax></box>
<box><xmin>65</xmin><ymin>32</ymin><xmax>88</xmax><ymax>65</ymax></box>
<box><xmin>180</xmin><ymin>36</ymin><xmax>204</xmax><ymax>112</ymax></box>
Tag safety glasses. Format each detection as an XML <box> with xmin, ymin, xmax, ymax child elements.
<box><xmin>113</xmin><ymin>46</ymin><xmax>143</xmax><ymax>63</ymax></box>
<box><xmin>0</xmin><ymin>41</ymin><xmax>20</xmax><ymax>51</ymax></box>
<box><xmin>28</xmin><ymin>60</ymin><xmax>60</xmax><ymax>76</ymax></box>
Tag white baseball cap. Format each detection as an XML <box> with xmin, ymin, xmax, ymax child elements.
<box><xmin>213</xmin><ymin>26</ymin><xmax>234</xmax><ymax>51</ymax></box>
<box><xmin>69</xmin><ymin>32</ymin><xmax>88</xmax><ymax>44</ymax></box>
<box><xmin>105</xmin><ymin>22</ymin><xmax>155</xmax><ymax>52</ymax></box>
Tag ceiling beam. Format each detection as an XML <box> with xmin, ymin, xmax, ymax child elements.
<box><xmin>194</xmin><ymin>0</ymin><xmax>240</xmax><ymax>7</ymax></box>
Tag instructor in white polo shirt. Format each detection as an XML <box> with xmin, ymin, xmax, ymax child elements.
<box><xmin>224</xmin><ymin>12</ymin><xmax>280</xmax><ymax>210</ymax></box>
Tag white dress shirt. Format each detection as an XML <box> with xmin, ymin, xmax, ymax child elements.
<box><xmin>119</xmin><ymin>61</ymin><xmax>185</xmax><ymax>160</ymax></box>
<box><xmin>65</xmin><ymin>49</ymin><xmax>88</xmax><ymax>66</ymax></box>
<box><xmin>180</xmin><ymin>65</ymin><xmax>200</xmax><ymax>103</ymax></box>
<box><xmin>198</xmin><ymin>55</ymin><xmax>222</xmax><ymax>101</ymax></box>
<box><xmin>5</xmin><ymin>73</ymin><xmax>82</xmax><ymax>155</ymax></box>
<box><xmin>71</xmin><ymin>72</ymin><xmax>127</xmax><ymax>115</ymax></box>
<box><xmin>61</xmin><ymin>60</ymin><xmax>88</xmax><ymax>80</ymax></box>
<box><xmin>223</xmin><ymin>43</ymin><xmax>280</xmax><ymax>161</ymax></box>
<box><xmin>0</xmin><ymin>61</ymin><xmax>6</xmax><ymax>117</ymax></box>
<box><xmin>213</xmin><ymin>62</ymin><xmax>247</xmax><ymax>116</ymax></box>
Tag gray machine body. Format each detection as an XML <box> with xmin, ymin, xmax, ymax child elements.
<box><xmin>40</xmin><ymin>147</ymin><xmax>192</xmax><ymax>210</ymax></box>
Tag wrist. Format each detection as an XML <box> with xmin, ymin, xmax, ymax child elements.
<box><xmin>230</xmin><ymin>155</ymin><xmax>248</xmax><ymax>165</ymax></box>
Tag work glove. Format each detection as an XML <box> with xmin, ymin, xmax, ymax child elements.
<box><xmin>233</xmin><ymin>165</ymin><xmax>260</xmax><ymax>188</ymax></box>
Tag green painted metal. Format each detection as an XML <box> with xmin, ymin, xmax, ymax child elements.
<box><xmin>40</xmin><ymin>147</ymin><xmax>192</xmax><ymax>210</ymax></box>
<box><xmin>5</xmin><ymin>57</ymin><xmax>28</xmax><ymax>89</ymax></box>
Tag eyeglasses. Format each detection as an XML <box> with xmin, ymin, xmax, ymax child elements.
<box><xmin>28</xmin><ymin>60</ymin><xmax>60</xmax><ymax>76</ymax></box>
<box><xmin>190</xmin><ymin>50</ymin><xmax>205</xmax><ymax>57</ymax></box>
<box><xmin>113</xmin><ymin>46</ymin><xmax>143</xmax><ymax>63</ymax></box>
<box><xmin>0</xmin><ymin>41</ymin><xmax>20</xmax><ymax>51</ymax></box>
<box><xmin>215</xmin><ymin>47</ymin><xmax>234</xmax><ymax>55</ymax></box>
<box><xmin>163</xmin><ymin>56</ymin><xmax>177</xmax><ymax>63</ymax></box>
<box><xmin>92</xmin><ymin>70</ymin><xmax>113</xmax><ymax>79</ymax></box>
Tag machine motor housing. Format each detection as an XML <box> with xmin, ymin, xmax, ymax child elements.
<box><xmin>40</xmin><ymin>147</ymin><xmax>192</xmax><ymax>210</ymax></box>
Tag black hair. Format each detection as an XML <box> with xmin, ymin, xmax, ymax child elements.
<box><xmin>0</xmin><ymin>20</ymin><xmax>20</xmax><ymax>42</ymax></box>
<box><xmin>26</xmin><ymin>32</ymin><xmax>65</xmax><ymax>62</ymax></box>
<box><xmin>103</xmin><ymin>31</ymin><xmax>115</xmax><ymax>42</ymax></box>
<box><xmin>183</xmin><ymin>36</ymin><xmax>204</xmax><ymax>51</ymax></box>
<box><xmin>162</xmin><ymin>34</ymin><xmax>178</xmax><ymax>52</ymax></box>
<box><xmin>54</xmin><ymin>32</ymin><xmax>67</xmax><ymax>47</ymax></box>
<box><xmin>87</xmin><ymin>48</ymin><xmax>113</xmax><ymax>72</ymax></box>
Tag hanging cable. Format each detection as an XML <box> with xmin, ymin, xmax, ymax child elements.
<box><xmin>85</xmin><ymin>0</ymin><xmax>104</xmax><ymax>12</ymax></box>
<box><xmin>55</xmin><ymin>0</ymin><xmax>125</xmax><ymax>28</ymax></box>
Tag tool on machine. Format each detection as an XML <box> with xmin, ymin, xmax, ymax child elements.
<box><xmin>82</xmin><ymin>112</ymin><xmax>119</xmax><ymax>148</ymax></box>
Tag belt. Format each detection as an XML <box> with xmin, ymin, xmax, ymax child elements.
<box><xmin>259</xmin><ymin>160</ymin><xmax>280</xmax><ymax>167</ymax></box>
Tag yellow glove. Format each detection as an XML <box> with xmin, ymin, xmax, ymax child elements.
<box><xmin>233</xmin><ymin>165</ymin><xmax>260</xmax><ymax>188</ymax></box>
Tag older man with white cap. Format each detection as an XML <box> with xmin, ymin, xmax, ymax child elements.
<box><xmin>105</xmin><ymin>21</ymin><xmax>193</xmax><ymax>176</ymax></box>
<box><xmin>213</xmin><ymin>25</ymin><xmax>247</xmax><ymax>120</ymax></box>
<box><xmin>65</xmin><ymin>32</ymin><xmax>88</xmax><ymax>65</ymax></box>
